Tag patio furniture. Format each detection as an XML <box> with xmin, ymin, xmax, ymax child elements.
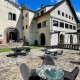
<box><xmin>11</xmin><ymin>47</ymin><xmax>31</xmax><ymax>54</ymax></box>
<box><xmin>20</xmin><ymin>63</ymin><xmax>79</xmax><ymax>80</ymax></box>
<box><xmin>7</xmin><ymin>47</ymin><xmax>31</xmax><ymax>57</ymax></box>
<box><xmin>70</xmin><ymin>60</ymin><xmax>80</xmax><ymax>65</ymax></box>
<box><xmin>47</xmin><ymin>49</ymin><xmax>63</xmax><ymax>55</ymax></box>
<box><xmin>64</xmin><ymin>66</ymin><xmax>79</xmax><ymax>80</ymax></box>
<box><xmin>20</xmin><ymin>64</ymin><xmax>43</xmax><ymax>80</ymax></box>
<box><xmin>20</xmin><ymin>63</ymin><xmax>30</xmax><ymax>80</ymax></box>
<box><xmin>42</xmin><ymin>55</ymin><xmax>55</xmax><ymax>65</ymax></box>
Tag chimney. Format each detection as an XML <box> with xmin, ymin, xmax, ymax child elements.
<box><xmin>41</xmin><ymin>4</ymin><xmax>44</xmax><ymax>8</ymax></box>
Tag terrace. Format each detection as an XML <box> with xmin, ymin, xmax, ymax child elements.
<box><xmin>0</xmin><ymin>47</ymin><xmax>80</xmax><ymax>80</ymax></box>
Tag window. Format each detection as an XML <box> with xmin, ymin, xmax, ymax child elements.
<box><xmin>8</xmin><ymin>12</ymin><xmax>12</xmax><ymax>20</ymax></box>
<box><xmin>13</xmin><ymin>14</ymin><xmax>16</xmax><ymax>21</ymax></box>
<box><xmin>0</xmin><ymin>35</ymin><xmax>2</xmax><ymax>37</ymax></box>
<box><xmin>70</xmin><ymin>25</ymin><xmax>72</xmax><ymax>29</ymax></box>
<box><xmin>38</xmin><ymin>23</ymin><xmax>41</xmax><ymax>29</ymax></box>
<box><xmin>73</xmin><ymin>26</ymin><xmax>76</xmax><ymax>30</ymax></box>
<box><xmin>26</xmin><ymin>25</ymin><xmax>27</xmax><ymax>29</ymax></box>
<box><xmin>37</xmin><ymin>13</ymin><xmax>39</xmax><ymax>17</ymax></box>
<box><xmin>8</xmin><ymin>12</ymin><xmax>16</xmax><ymax>21</ymax></box>
<box><xmin>60</xmin><ymin>22</ymin><xmax>64</xmax><ymax>28</ymax></box>
<box><xmin>25</xmin><ymin>13</ymin><xmax>28</xmax><ymax>17</ymax></box>
<box><xmin>23</xmin><ymin>26</ymin><xmax>24</xmax><ymax>30</ymax></box>
<box><xmin>41</xmin><ymin>10</ymin><xmax>44</xmax><ymax>15</ymax></box>
<box><xmin>42</xmin><ymin>21</ymin><xmax>47</xmax><ymax>27</ymax></box>
<box><xmin>66</xmin><ymin>14</ymin><xmax>68</xmax><ymax>18</ymax></box>
<box><xmin>58</xmin><ymin>10</ymin><xmax>60</xmax><ymax>15</ymax></box>
<box><xmin>65</xmin><ymin>23</ymin><xmax>68</xmax><ymax>28</ymax></box>
<box><xmin>62</xmin><ymin>12</ymin><xmax>64</xmax><ymax>16</ymax></box>
<box><xmin>69</xmin><ymin>15</ymin><xmax>71</xmax><ymax>19</ymax></box>
<box><xmin>72</xmin><ymin>17</ymin><xmax>73</xmax><ymax>20</ymax></box>
<box><xmin>53</xmin><ymin>20</ymin><xmax>58</xmax><ymax>27</ymax></box>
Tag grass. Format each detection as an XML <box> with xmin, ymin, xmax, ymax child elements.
<box><xmin>0</xmin><ymin>48</ymin><xmax>11</xmax><ymax>53</ymax></box>
<box><xmin>0</xmin><ymin>46</ymin><xmax>43</xmax><ymax>53</ymax></box>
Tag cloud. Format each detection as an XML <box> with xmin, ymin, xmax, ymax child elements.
<box><xmin>10</xmin><ymin>0</ymin><xmax>18</xmax><ymax>3</ymax></box>
<box><xmin>76</xmin><ymin>11</ymin><xmax>80</xmax><ymax>19</ymax></box>
<box><xmin>56</xmin><ymin>0</ymin><xmax>62</xmax><ymax>3</ymax></box>
<box><xmin>36</xmin><ymin>8</ymin><xmax>40</xmax><ymax>10</ymax></box>
<box><xmin>50</xmin><ymin>0</ymin><xmax>62</xmax><ymax>3</ymax></box>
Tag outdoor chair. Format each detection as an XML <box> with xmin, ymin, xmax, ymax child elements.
<box><xmin>20</xmin><ymin>63</ymin><xmax>30</xmax><ymax>80</ymax></box>
<box><xmin>20</xmin><ymin>64</ymin><xmax>43</xmax><ymax>80</ymax></box>
<box><xmin>6</xmin><ymin>53</ymin><xmax>18</xmax><ymax>57</ymax></box>
<box><xmin>70</xmin><ymin>60</ymin><xmax>80</xmax><ymax>65</ymax></box>
<box><xmin>57</xmin><ymin>50</ymin><xmax>63</xmax><ymax>55</ymax></box>
<box><xmin>42</xmin><ymin>55</ymin><xmax>55</xmax><ymax>65</ymax></box>
<box><xmin>64</xmin><ymin>66</ymin><xmax>79</xmax><ymax>80</ymax></box>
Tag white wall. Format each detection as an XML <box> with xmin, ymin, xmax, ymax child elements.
<box><xmin>46</xmin><ymin>6</ymin><xmax>54</xmax><ymax>12</ymax></box>
<box><xmin>23</xmin><ymin>10</ymin><xmax>38</xmax><ymax>45</ymax></box>
<box><xmin>50</xmin><ymin>0</ymin><xmax>77</xmax><ymax>45</ymax></box>
<box><xmin>50</xmin><ymin>1</ymin><xmax>77</xmax><ymax>24</ymax></box>
<box><xmin>36</xmin><ymin>13</ymin><xmax>51</xmax><ymax>45</ymax></box>
<box><xmin>0</xmin><ymin>0</ymin><xmax>23</xmax><ymax>43</ymax></box>
<box><xmin>51</xmin><ymin>33</ymin><xmax>58</xmax><ymax>45</ymax></box>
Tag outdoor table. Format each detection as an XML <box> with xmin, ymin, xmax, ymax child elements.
<box><xmin>47</xmin><ymin>49</ymin><xmax>59</xmax><ymax>53</ymax></box>
<box><xmin>36</xmin><ymin>65</ymin><xmax>64</xmax><ymax>80</ymax></box>
<box><xmin>47</xmin><ymin>49</ymin><xmax>63</xmax><ymax>55</ymax></box>
<box><xmin>11</xmin><ymin>47</ymin><xmax>31</xmax><ymax>55</ymax></box>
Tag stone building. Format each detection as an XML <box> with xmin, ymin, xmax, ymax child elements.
<box><xmin>0</xmin><ymin>0</ymin><xmax>79</xmax><ymax>46</ymax></box>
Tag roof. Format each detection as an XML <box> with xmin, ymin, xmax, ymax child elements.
<box><xmin>21</xmin><ymin>4</ymin><xmax>35</xmax><ymax>13</ymax></box>
<box><xmin>5</xmin><ymin>0</ymin><xmax>20</xmax><ymax>9</ymax></box>
<box><xmin>35</xmin><ymin>0</ymin><xmax>79</xmax><ymax>23</ymax></box>
<box><xmin>36</xmin><ymin>4</ymin><xmax>54</xmax><ymax>12</ymax></box>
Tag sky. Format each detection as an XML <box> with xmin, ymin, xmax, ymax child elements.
<box><xmin>11</xmin><ymin>0</ymin><xmax>80</xmax><ymax>19</ymax></box>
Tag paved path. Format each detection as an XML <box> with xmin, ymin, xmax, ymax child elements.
<box><xmin>0</xmin><ymin>48</ymin><xmax>80</xmax><ymax>80</ymax></box>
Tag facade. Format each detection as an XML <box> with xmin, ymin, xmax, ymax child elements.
<box><xmin>0</xmin><ymin>0</ymin><xmax>79</xmax><ymax>46</ymax></box>
<box><xmin>23</xmin><ymin>0</ymin><xmax>78</xmax><ymax>46</ymax></box>
<box><xmin>0</xmin><ymin>0</ymin><xmax>23</xmax><ymax>44</ymax></box>
<box><xmin>77</xmin><ymin>22</ymin><xmax>80</xmax><ymax>44</ymax></box>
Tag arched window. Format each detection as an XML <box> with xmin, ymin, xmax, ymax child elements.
<box><xmin>8</xmin><ymin>12</ymin><xmax>12</xmax><ymax>20</ymax></box>
<box><xmin>13</xmin><ymin>14</ymin><xmax>16</xmax><ymax>21</ymax></box>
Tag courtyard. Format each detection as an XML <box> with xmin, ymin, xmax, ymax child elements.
<box><xmin>0</xmin><ymin>48</ymin><xmax>80</xmax><ymax>80</ymax></box>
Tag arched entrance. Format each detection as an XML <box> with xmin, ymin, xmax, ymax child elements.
<box><xmin>70</xmin><ymin>35</ymin><xmax>73</xmax><ymax>44</ymax></box>
<box><xmin>60</xmin><ymin>34</ymin><xmax>64</xmax><ymax>44</ymax></box>
<box><xmin>6</xmin><ymin>28</ymin><xmax>19</xmax><ymax>43</ymax></box>
<box><xmin>40</xmin><ymin>33</ymin><xmax>45</xmax><ymax>46</ymax></box>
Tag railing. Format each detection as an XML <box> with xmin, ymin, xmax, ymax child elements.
<box><xmin>58</xmin><ymin>44</ymin><xmax>80</xmax><ymax>50</ymax></box>
<box><xmin>44</xmin><ymin>44</ymin><xmax>80</xmax><ymax>50</ymax></box>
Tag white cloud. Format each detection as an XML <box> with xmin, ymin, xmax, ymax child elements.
<box><xmin>56</xmin><ymin>0</ymin><xmax>62</xmax><ymax>3</ymax></box>
<box><xmin>36</xmin><ymin>8</ymin><xmax>40</xmax><ymax>10</ymax></box>
<box><xmin>76</xmin><ymin>12</ymin><xmax>80</xmax><ymax>19</ymax></box>
<box><xmin>50</xmin><ymin>0</ymin><xmax>62</xmax><ymax>3</ymax></box>
<box><xmin>10</xmin><ymin>0</ymin><xmax>18</xmax><ymax>3</ymax></box>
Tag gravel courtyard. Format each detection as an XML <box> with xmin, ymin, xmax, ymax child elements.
<box><xmin>0</xmin><ymin>48</ymin><xmax>80</xmax><ymax>80</ymax></box>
